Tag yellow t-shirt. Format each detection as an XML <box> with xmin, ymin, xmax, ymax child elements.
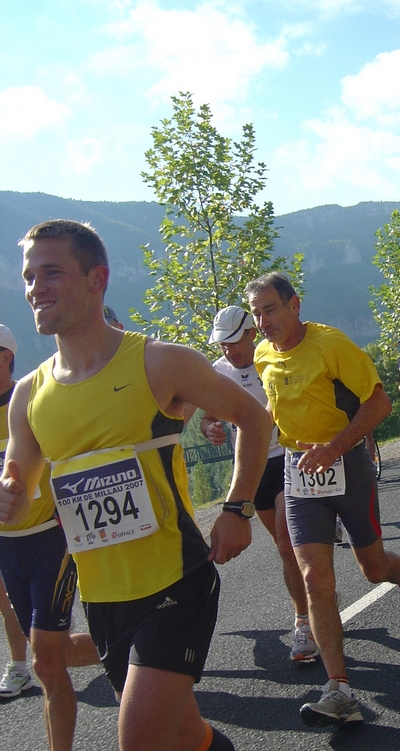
<box><xmin>28</xmin><ymin>332</ymin><xmax>209</xmax><ymax>602</ymax></box>
<box><xmin>0</xmin><ymin>395</ymin><xmax>55</xmax><ymax>532</ymax></box>
<box><xmin>254</xmin><ymin>322</ymin><xmax>381</xmax><ymax>450</ymax></box>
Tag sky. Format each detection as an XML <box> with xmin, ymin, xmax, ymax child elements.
<box><xmin>1</xmin><ymin>0</ymin><xmax>400</xmax><ymax>216</ymax></box>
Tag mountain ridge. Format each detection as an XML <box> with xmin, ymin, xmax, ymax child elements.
<box><xmin>0</xmin><ymin>191</ymin><xmax>396</xmax><ymax>378</ymax></box>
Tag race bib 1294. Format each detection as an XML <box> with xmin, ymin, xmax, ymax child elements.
<box><xmin>50</xmin><ymin>446</ymin><xmax>159</xmax><ymax>553</ymax></box>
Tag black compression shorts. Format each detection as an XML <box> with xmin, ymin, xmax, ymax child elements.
<box><xmin>254</xmin><ymin>454</ymin><xmax>284</xmax><ymax>511</ymax></box>
<box><xmin>0</xmin><ymin>523</ymin><xmax>77</xmax><ymax>636</ymax></box>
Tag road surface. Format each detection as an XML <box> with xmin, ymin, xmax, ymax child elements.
<box><xmin>1</xmin><ymin>443</ymin><xmax>400</xmax><ymax>750</ymax></box>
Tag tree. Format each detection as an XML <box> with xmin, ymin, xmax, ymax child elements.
<box><xmin>370</xmin><ymin>209</ymin><xmax>400</xmax><ymax>359</ymax></box>
<box><xmin>189</xmin><ymin>461</ymin><xmax>212</xmax><ymax>507</ymax></box>
<box><xmin>363</xmin><ymin>341</ymin><xmax>399</xmax><ymax>402</ymax></box>
<box><xmin>130</xmin><ymin>92</ymin><xmax>304</xmax><ymax>355</ymax></box>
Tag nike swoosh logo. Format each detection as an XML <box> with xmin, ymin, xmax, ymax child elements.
<box><xmin>114</xmin><ymin>384</ymin><xmax>130</xmax><ymax>392</ymax></box>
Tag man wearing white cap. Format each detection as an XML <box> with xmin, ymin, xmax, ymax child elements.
<box><xmin>203</xmin><ymin>306</ymin><xmax>317</xmax><ymax>661</ymax></box>
<box><xmin>0</xmin><ymin>324</ymin><xmax>98</xmax><ymax>749</ymax></box>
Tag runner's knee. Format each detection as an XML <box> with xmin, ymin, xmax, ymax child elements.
<box><xmin>301</xmin><ymin>565</ymin><xmax>335</xmax><ymax>598</ymax></box>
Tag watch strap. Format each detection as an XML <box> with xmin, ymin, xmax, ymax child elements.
<box><xmin>222</xmin><ymin>501</ymin><xmax>255</xmax><ymax>518</ymax></box>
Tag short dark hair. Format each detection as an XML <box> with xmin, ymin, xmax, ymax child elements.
<box><xmin>0</xmin><ymin>347</ymin><xmax>15</xmax><ymax>374</ymax></box>
<box><xmin>20</xmin><ymin>219</ymin><xmax>109</xmax><ymax>275</ymax></box>
<box><xmin>245</xmin><ymin>272</ymin><xmax>297</xmax><ymax>304</ymax></box>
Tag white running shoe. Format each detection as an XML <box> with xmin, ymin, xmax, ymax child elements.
<box><xmin>300</xmin><ymin>679</ymin><xmax>364</xmax><ymax>727</ymax></box>
<box><xmin>290</xmin><ymin>622</ymin><xmax>318</xmax><ymax>662</ymax></box>
<box><xmin>0</xmin><ymin>665</ymin><xmax>33</xmax><ymax>699</ymax></box>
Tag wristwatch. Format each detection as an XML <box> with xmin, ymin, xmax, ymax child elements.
<box><xmin>222</xmin><ymin>501</ymin><xmax>255</xmax><ymax>519</ymax></box>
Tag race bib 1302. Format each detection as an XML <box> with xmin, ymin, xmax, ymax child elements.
<box><xmin>289</xmin><ymin>452</ymin><xmax>346</xmax><ymax>498</ymax></box>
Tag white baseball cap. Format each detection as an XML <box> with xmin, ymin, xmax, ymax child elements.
<box><xmin>208</xmin><ymin>306</ymin><xmax>254</xmax><ymax>344</ymax></box>
<box><xmin>0</xmin><ymin>324</ymin><xmax>17</xmax><ymax>356</ymax></box>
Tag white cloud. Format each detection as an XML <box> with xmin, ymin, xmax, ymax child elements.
<box><xmin>299</xmin><ymin>0</ymin><xmax>366</xmax><ymax>12</ymax></box>
<box><xmin>88</xmin><ymin>44</ymin><xmax>142</xmax><ymax>72</ymax></box>
<box><xmin>62</xmin><ymin>74</ymin><xmax>89</xmax><ymax>107</ymax></box>
<box><xmin>275</xmin><ymin>106</ymin><xmax>400</xmax><ymax>205</ymax></box>
<box><xmin>272</xmin><ymin>45</ymin><xmax>400</xmax><ymax>208</ymax></box>
<box><xmin>267</xmin><ymin>0</ymin><xmax>397</xmax><ymax>14</ymax></box>
<box><xmin>341</xmin><ymin>50</ymin><xmax>400</xmax><ymax>122</ymax></box>
<box><xmin>109</xmin><ymin>0</ymin><xmax>132</xmax><ymax>11</ymax></box>
<box><xmin>0</xmin><ymin>86</ymin><xmax>71</xmax><ymax>138</ymax></box>
<box><xmin>66</xmin><ymin>137</ymin><xmax>104</xmax><ymax>173</ymax></box>
<box><xmin>294</xmin><ymin>41</ymin><xmax>326</xmax><ymax>56</ymax></box>
<box><xmin>90</xmin><ymin>0</ymin><xmax>316</xmax><ymax>110</ymax></box>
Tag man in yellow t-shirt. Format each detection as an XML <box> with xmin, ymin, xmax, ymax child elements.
<box><xmin>199</xmin><ymin>305</ymin><xmax>316</xmax><ymax>662</ymax></box>
<box><xmin>0</xmin><ymin>220</ymin><xmax>271</xmax><ymax>751</ymax></box>
<box><xmin>246</xmin><ymin>271</ymin><xmax>400</xmax><ymax>730</ymax></box>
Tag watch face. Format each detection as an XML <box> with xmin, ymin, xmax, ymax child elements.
<box><xmin>241</xmin><ymin>501</ymin><xmax>255</xmax><ymax>518</ymax></box>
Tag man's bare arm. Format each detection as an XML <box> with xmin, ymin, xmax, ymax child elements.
<box><xmin>144</xmin><ymin>340</ymin><xmax>272</xmax><ymax>562</ymax></box>
<box><xmin>145</xmin><ymin>339</ymin><xmax>271</xmax><ymax>489</ymax></box>
<box><xmin>182</xmin><ymin>403</ymin><xmax>197</xmax><ymax>426</ymax></box>
<box><xmin>0</xmin><ymin>376</ymin><xmax>45</xmax><ymax>524</ymax></box>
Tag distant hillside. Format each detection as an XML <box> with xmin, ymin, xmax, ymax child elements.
<box><xmin>273</xmin><ymin>201</ymin><xmax>399</xmax><ymax>342</ymax></box>
<box><xmin>0</xmin><ymin>191</ymin><xmax>397</xmax><ymax>377</ymax></box>
<box><xmin>0</xmin><ymin>192</ymin><xmax>165</xmax><ymax>377</ymax></box>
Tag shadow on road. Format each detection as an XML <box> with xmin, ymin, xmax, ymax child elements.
<box><xmin>75</xmin><ymin>673</ymin><xmax>118</xmax><ymax>708</ymax></box>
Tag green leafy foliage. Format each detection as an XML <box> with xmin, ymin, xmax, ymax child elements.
<box><xmin>131</xmin><ymin>92</ymin><xmax>304</xmax><ymax>354</ymax></box>
<box><xmin>189</xmin><ymin>460</ymin><xmax>212</xmax><ymax>507</ymax></box>
<box><xmin>188</xmin><ymin>459</ymin><xmax>233</xmax><ymax>507</ymax></box>
<box><xmin>370</xmin><ymin>209</ymin><xmax>400</xmax><ymax>357</ymax></box>
<box><xmin>363</xmin><ymin>342</ymin><xmax>399</xmax><ymax>403</ymax></box>
<box><xmin>363</xmin><ymin>341</ymin><xmax>400</xmax><ymax>441</ymax></box>
<box><xmin>374</xmin><ymin>399</ymin><xmax>400</xmax><ymax>442</ymax></box>
<box><xmin>182</xmin><ymin>411</ymin><xmax>233</xmax><ymax>504</ymax></box>
<box><xmin>369</xmin><ymin>210</ymin><xmax>400</xmax><ymax>440</ymax></box>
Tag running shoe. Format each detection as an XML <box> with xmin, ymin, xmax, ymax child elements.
<box><xmin>290</xmin><ymin>622</ymin><xmax>318</xmax><ymax>662</ymax></box>
<box><xmin>300</xmin><ymin>679</ymin><xmax>364</xmax><ymax>727</ymax></box>
<box><xmin>0</xmin><ymin>665</ymin><xmax>33</xmax><ymax>698</ymax></box>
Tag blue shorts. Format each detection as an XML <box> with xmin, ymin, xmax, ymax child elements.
<box><xmin>285</xmin><ymin>443</ymin><xmax>381</xmax><ymax>548</ymax></box>
<box><xmin>254</xmin><ymin>454</ymin><xmax>284</xmax><ymax>511</ymax></box>
<box><xmin>0</xmin><ymin>524</ymin><xmax>77</xmax><ymax>636</ymax></box>
<box><xmin>83</xmin><ymin>561</ymin><xmax>220</xmax><ymax>692</ymax></box>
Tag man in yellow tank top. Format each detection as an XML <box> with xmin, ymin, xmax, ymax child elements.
<box><xmin>0</xmin><ymin>220</ymin><xmax>271</xmax><ymax>751</ymax></box>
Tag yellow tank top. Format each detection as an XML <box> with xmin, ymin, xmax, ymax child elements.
<box><xmin>0</xmin><ymin>397</ymin><xmax>55</xmax><ymax>532</ymax></box>
<box><xmin>28</xmin><ymin>332</ymin><xmax>208</xmax><ymax>602</ymax></box>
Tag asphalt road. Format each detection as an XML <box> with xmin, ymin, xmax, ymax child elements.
<box><xmin>1</xmin><ymin>449</ymin><xmax>400</xmax><ymax>750</ymax></box>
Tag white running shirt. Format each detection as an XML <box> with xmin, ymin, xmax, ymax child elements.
<box><xmin>213</xmin><ymin>356</ymin><xmax>282</xmax><ymax>458</ymax></box>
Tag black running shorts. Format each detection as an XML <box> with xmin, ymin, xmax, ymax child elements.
<box><xmin>285</xmin><ymin>443</ymin><xmax>381</xmax><ymax>548</ymax></box>
<box><xmin>254</xmin><ymin>454</ymin><xmax>284</xmax><ymax>511</ymax></box>
<box><xmin>83</xmin><ymin>561</ymin><xmax>220</xmax><ymax>692</ymax></box>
